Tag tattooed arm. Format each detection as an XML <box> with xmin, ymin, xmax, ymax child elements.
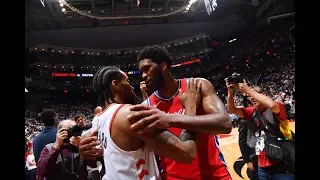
<box><xmin>139</xmin><ymin>130</ymin><xmax>197</xmax><ymax>164</ymax></box>
<box><xmin>168</xmin><ymin>78</ymin><xmax>232</xmax><ymax>134</ymax></box>
<box><xmin>116</xmin><ymin>104</ymin><xmax>197</xmax><ymax>164</ymax></box>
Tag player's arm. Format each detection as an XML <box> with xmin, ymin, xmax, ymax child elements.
<box><xmin>118</xmin><ymin>105</ymin><xmax>197</xmax><ymax>164</ymax></box>
<box><xmin>168</xmin><ymin>78</ymin><xmax>232</xmax><ymax>134</ymax></box>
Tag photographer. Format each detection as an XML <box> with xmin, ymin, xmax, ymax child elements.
<box><xmin>238</xmin><ymin>95</ymin><xmax>258</xmax><ymax>180</ymax></box>
<box><xmin>225</xmin><ymin>76</ymin><xmax>294</xmax><ymax>180</ymax></box>
<box><xmin>37</xmin><ymin>120</ymin><xmax>100</xmax><ymax>180</ymax></box>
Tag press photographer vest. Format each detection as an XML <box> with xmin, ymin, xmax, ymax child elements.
<box><xmin>246</xmin><ymin>108</ymin><xmax>294</xmax><ymax>148</ymax></box>
<box><xmin>246</xmin><ymin>108</ymin><xmax>295</xmax><ymax>171</ymax></box>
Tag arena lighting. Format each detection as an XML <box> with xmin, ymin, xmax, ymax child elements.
<box><xmin>186</xmin><ymin>0</ymin><xmax>197</xmax><ymax>10</ymax></box>
<box><xmin>40</xmin><ymin>0</ymin><xmax>45</xmax><ymax>7</ymax></box>
<box><xmin>25</xmin><ymin>88</ymin><xmax>28</xmax><ymax>93</ymax></box>
<box><xmin>62</xmin><ymin>0</ymin><xmax>185</xmax><ymax>20</ymax></box>
<box><xmin>229</xmin><ymin>38</ymin><xmax>236</xmax><ymax>43</ymax></box>
<box><xmin>51</xmin><ymin>73</ymin><xmax>94</xmax><ymax>77</ymax></box>
<box><xmin>204</xmin><ymin>0</ymin><xmax>217</xmax><ymax>15</ymax></box>
<box><xmin>170</xmin><ymin>59</ymin><xmax>201</xmax><ymax>68</ymax></box>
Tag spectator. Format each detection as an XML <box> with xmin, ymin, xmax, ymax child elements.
<box><xmin>37</xmin><ymin>120</ymin><xmax>100</xmax><ymax>180</ymax></box>
<box><xmin>32</xmin><ymin>109</ymin><xmax>58</xmax><ymax>163</ymax></box>
<box><xmin>26</xmin><ymin>148</ymin><xmax>37</xmax><ymax>180</ymax></box>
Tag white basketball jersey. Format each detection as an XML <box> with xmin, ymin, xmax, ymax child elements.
<box><xmin>95</xmin><ymin>104</ymin><xmax>161</xmax><ymax>180</ymax></box>
<box><xmin>91</xmin><ymin>115</ymin><xmax>100</xmax><ymax>133</ymax></box>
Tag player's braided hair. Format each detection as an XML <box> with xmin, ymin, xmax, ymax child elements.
<box><xmin>93</xmin><ymin>66</ymin><xmax>123</xmax><ymax>105</ymax></box>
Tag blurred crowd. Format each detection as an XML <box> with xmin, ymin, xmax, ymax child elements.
<box><xmin>25</xmin><ymin>24</ymin><xmax>295</xmax><ymax>142</ymax></box>
<box><xmin>25</xmin><ymin>56</ymin><xmax>295</xmax><ymax>143</ymax></box>
<box><xmin>25</xmin><ymin>102</ymin><xmax>94</xmax><ymax>142</ymax></box>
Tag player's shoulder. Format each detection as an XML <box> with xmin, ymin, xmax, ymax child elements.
<box><xmin>114</xmin><ymin>104</ymin><xmax>133</xmax><ymax>120</ymax></box>
<box><xmin>190</xmin><ymin>77</ymin><xmax>212</xmax><ymax>85</ymax></box>
<box><xmin>112</xmin><ymin>104</ymin><xmax>137</xmax><ymax>134</ymax></box>
<box><xmin>190</xmin><ymin>77</ymin><xmax>215</xmax><ymax>91</ymax></box>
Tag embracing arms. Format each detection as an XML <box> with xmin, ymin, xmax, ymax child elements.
<box><xmin>129</xmin><ymin>78</ymin><xmax>232</xmax><ymax>134</ymax></box>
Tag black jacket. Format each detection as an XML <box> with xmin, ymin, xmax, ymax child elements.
<box><xmin>238</xmin><ymin>119</ymin><xmax>256</xmax><ymax>163</ymax></box>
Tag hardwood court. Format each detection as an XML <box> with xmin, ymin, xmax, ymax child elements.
<box><xmin>217</xmin><ymin>122</ymin><xmax>295</xmax><ymax>180</ymax></box>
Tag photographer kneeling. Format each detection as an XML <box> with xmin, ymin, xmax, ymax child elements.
<box><xmin>225</xmin><ymin>76</ymin><xmax>294</xmax><ymax>180</ymax></box>
<box><xmin>37</xmin><ymin>120</ymin><xmax>101</xmax><ymax>180</ymax></box>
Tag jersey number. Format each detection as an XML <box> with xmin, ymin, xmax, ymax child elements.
<box><xmin>136</xmin><ymin>159</ymin><xmax>149</xmax><ymax>180</ymax></box>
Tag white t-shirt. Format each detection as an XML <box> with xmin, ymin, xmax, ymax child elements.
<box><xmin>26</xmin><ymin>154</ymin><xmax>37</xmax><ymax>170</ymax></box>
<box><xmin>91</xmin><ymin>115</ymin><xmax>100</xmax><ymax>133</ymax></box>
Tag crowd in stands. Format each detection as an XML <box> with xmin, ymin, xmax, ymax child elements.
<box><xmin>25</xmin><ymin>56</ymin><xmax>295</xmax><ymax>142</ymax></box>
<box><xmin>25</xmin><ymin>102</ymin><xmax>94</xmax><ymax>141</ymax></box>
<box><xmin>25</xmin><ymin>25</ymin><xmax>295</xmax><ymax>143</ymax></box>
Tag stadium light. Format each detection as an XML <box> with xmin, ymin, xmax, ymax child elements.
<box><xmin>40</xmin><ymin>0</ymin><xmax>45</xmax><ymax>7</ymax></box>
<box><xmin>229</xmin><ymin>38</ymin><xmax>236</xmax><ymax>43</ymax></box>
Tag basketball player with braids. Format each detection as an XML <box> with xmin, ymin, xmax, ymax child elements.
<box><xmin>79</xmin><ymin>66</ymin><xmax>202</xmax><ymax>180</ymax></box>
<box><xmin>127</xmin><ymin>45</ymin><xmax>233</xmax><ymax>180</ymax></box>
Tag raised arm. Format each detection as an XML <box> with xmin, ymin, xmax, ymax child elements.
<box><xmin>239</xmin><ymin>80</ymin><xmax>280</xmax><ymax>114</ymax></box>
<box><xmin>225</xmin><ymin>78</ymin><xmax>245</xmax><ymax>118</ymax></box>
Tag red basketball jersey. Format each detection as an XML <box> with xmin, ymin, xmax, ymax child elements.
<box><xmin>146</xmin><ymin>78</ymin><xmax>231</xmax><ymax>180</ymax></box>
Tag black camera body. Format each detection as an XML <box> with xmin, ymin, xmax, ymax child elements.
<box><xmin>63</xmin><ymin>125</ymin><xmax>83</xmax><ymax>143</ymax></box>
<box><xmin>67</xmin><ymin>125</ymin><xmax>83</xmax><ymax>137</ymax></box>
<box><xmin>227</xmin><ymin>73</ymin><xmax>243</xmax><ymax>84</ymax></box>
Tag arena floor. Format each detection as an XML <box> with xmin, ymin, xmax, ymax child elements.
<box><xmin>218</xmin><ymin>121</ymin><xmax>295</xmax><ymax>180</ymax></box>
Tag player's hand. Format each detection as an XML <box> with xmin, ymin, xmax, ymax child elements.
<box><xmin>178</xmin><ymin>78</ymin><xmax>202</xmax><ymax>113</ymax></box>
<box><xmin>53</xmin><ymin>128</ymin><xmax>68</xmax><ymax>149</ymax></box>
<box><xmin>128</xmin><ymin>105</ymin><xmax>170</xmax><ymax>134</ymax></box>
<box><xmin>79</xmin><ymin>131</ymin><xmax>103</xmax><ymax>160</ymax></box>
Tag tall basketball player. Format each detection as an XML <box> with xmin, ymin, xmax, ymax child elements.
<box><xmin>127</xmin><ymin>45</ymin><xmax>233</xmax><ymax>180</ymax></box>
<box><xmin>79</xmin><ymin>66</ymin><xmax>202</xmax><ymax>180</ymax></box>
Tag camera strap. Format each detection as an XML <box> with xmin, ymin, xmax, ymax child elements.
<box><xmin>60</xmin><ymin>151</ymin><xmax>81</xmax><ymax>178</ymax></box>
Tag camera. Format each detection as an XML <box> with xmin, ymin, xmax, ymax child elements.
<box><xmin>67</xmin><ymin>125</ymin><xmax>83</xmax><ymax>137</ymax></box>
<box><xmin>227</xmin><ymin>72</ymin><xmax>243</xmax><ymax>84</ymax></box>
<box><xmin>63</xmin><ymin>125</ymin><xmax>83</xmax><ymax>143</ymax></box>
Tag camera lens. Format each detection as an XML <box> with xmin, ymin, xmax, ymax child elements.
<box><xmin>72</xmin><ymin>125</ymin><xmax>83</xmax><ymax>136</ymax></box>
